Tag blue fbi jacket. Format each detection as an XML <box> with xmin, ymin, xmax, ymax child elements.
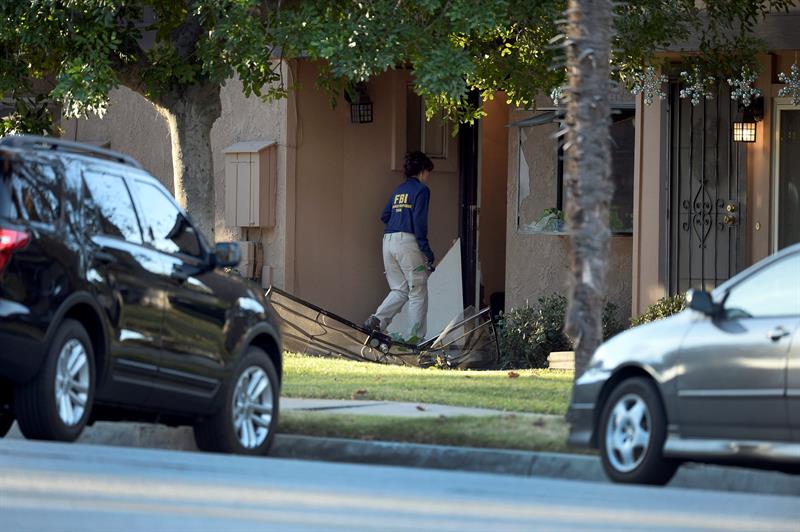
<box><xmin>380</xmin><ymin>177</ymin><xmax>434</xmax><ymax>263</ymax></box>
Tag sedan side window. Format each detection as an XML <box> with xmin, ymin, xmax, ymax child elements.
<box><xmin>83</xmin><ymin>172</ymin><xmax>143</xmax><ymax>244</ymax></box>
<box><xmin>723</xmin><ymin>254</ymin><xmax>800</xmax><ymax>319</ymax></box>
<box><xmin>130</xmin><ymin>180</ymin><xmax>202</xmax><ymax>258</ymax></box>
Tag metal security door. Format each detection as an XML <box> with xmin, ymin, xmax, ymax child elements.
<box><xmin>667</xmin><ymin>83</ymin><xmax>747</xmax><ymax>294</ymax></box>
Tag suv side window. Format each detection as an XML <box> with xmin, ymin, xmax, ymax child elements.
<box><xmin>83</xmin><ymin>171</ymin><xmax>143</xmax><ymax>244</ymax></box>
<box><xmin>129</xmin><ymin>180</ymin><xmax>202</xmax><ymax>258</ymax></box>
<box><xmin>724</xmin><ymin>253</ymin><xmax>800</xmax><ymax>319</ymax></box>
<box><xmin>5</xmin><ymin>158</ymin><xmax>61</xmax><ymax>224</ymax></box>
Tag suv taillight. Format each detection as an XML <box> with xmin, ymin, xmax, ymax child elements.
<box><xmin>0</xmin><ymin>228</ymin><xmax>30</xmax><ymax>273</ymax></box>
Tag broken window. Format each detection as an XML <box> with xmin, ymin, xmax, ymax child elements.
<box><xmin>515</xmin><ymin>107</ymin><xmax>635</xmax><ymax>234</ymax></box>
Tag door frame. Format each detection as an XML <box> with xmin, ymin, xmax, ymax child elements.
<box><xmin>771</xmin><ymin>98</ymin><xmax>800</xmax><ymax>253</ymax></box>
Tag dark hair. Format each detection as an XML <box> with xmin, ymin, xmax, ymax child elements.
<box><xmin>404</xmin><ymin>151</ymin><xmax>434</xmax><ymax>178</ymax></box>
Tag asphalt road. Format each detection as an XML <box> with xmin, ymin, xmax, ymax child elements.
<box><xmin>1</xmin><ymin>439</ymin><xmax>798</xmax><ymax>531</ymax></box>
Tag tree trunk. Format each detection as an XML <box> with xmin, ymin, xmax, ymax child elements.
<box><xmin>155</xmin><ymin>83</ymin><xmax>222</xmax><ymax>243</ymax></box>
<box><xmin>563</xmin><ymin>0</ymin><xmax>614</xmax><ymax>378</ymax></box>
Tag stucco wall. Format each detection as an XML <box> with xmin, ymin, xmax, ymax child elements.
<box><xmin>63</xmin><ymin>69</ymin><xmax>290</xmax><ymax>289</ymax></box>
<box><xmin>478</xmin><ymin>96</ymin><xmax>509</xmax><ymax>303</ymax></box>
<box><xmin>506</xmin><ymin>107</ymin><xmax>633</xmax><ymax>320</ymax></box>
<box><xmin>291</xmin><ymin>63</ymin><xmax>460</xmax><ymax>322</ymax></box>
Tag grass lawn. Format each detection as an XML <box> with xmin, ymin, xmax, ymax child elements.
<box><xmin>280</xmin><ymin>354</ymin><xmax>581</xmax><ymax>453</ymax></box>
<box><xmin>282</xmin><ymin>353</ymin><xmax>574</xmax><ymax>415</ymax></box>
<box><xmin>279</xmin><ymin>412</ymin><xmax>581</xmax><ymax>454</ymax></box>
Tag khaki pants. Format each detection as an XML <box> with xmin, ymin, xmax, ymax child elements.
<box><xmin>374</xmin><ymin>232</ymin><xmax>428</xmax><ymax>338</ymax></box>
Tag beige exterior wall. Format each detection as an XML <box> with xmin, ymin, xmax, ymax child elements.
<box><xmin>290</xmin><ymin>63</ymin><xmax>460</xmax><ymax>322</ymax></box>
<box><xmin>478</xmin><ymin>96</ymin><xmax>509</xmax><ymax>303</ymax></box>
<box><xmin>505</xmin><ymin>107</ymin><xmax>633</xmax><ymax>320</ymax></box>
<box><xmin>632</xmin><ymin>93</ymin><xmax>667</xmax><ymax>315</ymax></box>
<box><xmin>633</xmin><ymin>50</ymin><xmax>799</xmax><ymax>314</ymax></box>
<box><xmin>63</xmin><ymin>70</ymin><xmax>292</xmax><ymax>289</ymax></box>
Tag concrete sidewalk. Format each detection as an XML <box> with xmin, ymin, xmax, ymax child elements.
<box><xmin>282</xmin><ymin>397</ymin><xmax>552</xmax><ymax>418</ymax></box>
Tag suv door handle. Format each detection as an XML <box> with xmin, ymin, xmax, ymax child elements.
<box><xmin>93</xmin><ymin>250</ymin><xmax>117</xmax><ymax>264</ymax></box>
<box><xmin>767</xmin><ymin>327</ymin><xmax>791</xmax><ymax>342</ymax></box>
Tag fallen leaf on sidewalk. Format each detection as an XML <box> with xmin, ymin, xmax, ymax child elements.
<box><xmin>416</xmin><ymin>405</ymin><xmax>426</xmax><ymax>411</ymax></box>
<box><xmin>507</xmin><ymin>371</ymin><xmax>520</xmax><ymax>379</ymax></box>
<box><xmin>351</xmin><ymin>389</ymin><xmax>367</xmax><ymax>399</ymax></box>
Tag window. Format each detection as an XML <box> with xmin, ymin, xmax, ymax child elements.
<box><xmin>406</xmin><ymin>87</ymin><xmax>448</xmax><ymax>159</ymax></box>
<box><xmin>723</xmin><ymin>254</ymin><xmax>800</xmax><ymax>318</ymax></box>
<box><xmin>83</xmin><ymin>172</ymin><xmax>142</xmax><ymax>244</ymax></box>
<box><xmin>4</xmin><ymin>159</ymin><xmax>61</xmax><ymax>224</ymax></box>
<box><xmin>516</xmin><ymin>108</ymin><xmax>635</xmax><ymax>234</ymax></box>
<box><xmin>130</xmin><ymin>180</ymin><xmax>202</xmax><ymax>258</ymax></box>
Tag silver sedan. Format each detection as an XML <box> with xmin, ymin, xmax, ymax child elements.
<box><xmin>568</xmin><ymin>243</ymin><xmax>800</xmax><ymax>484</ymax></box>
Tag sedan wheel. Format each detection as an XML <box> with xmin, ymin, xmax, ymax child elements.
<box><xmin>598</xmin><ymin>377</ymin><xmax>678</xmax><ymax>485</ymax></box>
<box><xmin>605</xmin><ymin>393</ymin><xmax>651</xmax><ymax>473</ymax></box>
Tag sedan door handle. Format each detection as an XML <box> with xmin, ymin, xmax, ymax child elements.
<box><xmin>767</xmin><ymin>327</ymin><xmax>791</xmax><ymax>342</ymax></box>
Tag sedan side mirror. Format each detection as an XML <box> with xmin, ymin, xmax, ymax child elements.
<box><xmin>214</xmin><ymin>242</ymin><xmax>241</xmax><ymax>268</ymax></box>
<box><xmin>686</xmin><ymin>289</ymin><xmax>715</xmax><ymax>316</ymax></box>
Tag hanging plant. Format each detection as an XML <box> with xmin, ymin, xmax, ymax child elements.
<box><xmin>778</xmin><ymin>62</ymin><xmax>800</xmax><ymax>106</ymax></box>
<box><xmin>727</xmin><ymin>66</ymin><xmax>761</xmax><ymax>107</ymax></box>
<box><xmin>630</xmin><ymin>65</ymin><xmax>667</xmax><ymax>106</ymax></box>
<box><xmin>679</xmin><ymin>66</ymin><xmax>716</xmax><ymax>106</ymax></box>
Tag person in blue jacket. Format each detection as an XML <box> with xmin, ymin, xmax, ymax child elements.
<box><xmin>364</xmin><ymin>151</ymin><xmax>435</xmax><ymax>340</ymax></box>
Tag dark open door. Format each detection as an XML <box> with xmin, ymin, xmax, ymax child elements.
<box><xmin>667</xmin><ymin>82</ymin><xmax>747</xmax><ymax>294</ymax></box>
<box><xmin>459</xmin><ymin>103</ymin><xmax>480</xmax><ymax>309</ymax></box>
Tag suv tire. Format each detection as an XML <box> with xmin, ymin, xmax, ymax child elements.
<box><xmin>194</xmin><ymin>346</ymin><xmax>280</xmax><ymax>455</ymax></box>
<box><xmin>15</xmin><ymin>319</ymin><xmax>95</xmax><ymax>442</ymax></box>
<box><xmin>598</xmin><ymin>377</ymin><xmax>678</xmax><ymax>485</ymax></box>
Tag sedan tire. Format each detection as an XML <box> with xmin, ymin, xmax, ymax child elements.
<box><xmin>14</xmin><ymin>319</ymin><xmax>95</xmax><ymax>442</ymax></box>
<box><xmin>598</xmin><ymin>377</ymin><xmax>678</xmax><ymax>485</ymax></box>
<box><xmin>194</xmin><ymin>346</ymin><xmax>280</xmax><ymax>455</ymax></box>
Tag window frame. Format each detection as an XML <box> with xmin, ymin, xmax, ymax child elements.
<box><xmin>718</xmin><ymin>251</ymin><xmax>800</xmax><ymax>319</ymax></box>
<box><xmin>7</xmin><ymin>156</ymin><xmax>64</xmax><ymax>229</ymax></box>
<box><xmin>515</xmin><ymin>105</ymin><xmax>636</xmax><ymax>236</ymax></box>
<box><xmin>126</xmin><ymin>175</ymin><xmax>209</xmax><ymax>263</ymax></box>
<box><xmin>81</xmin><ymin>168</ymin><xmax>145</xmax><ymax>245</ymax></box>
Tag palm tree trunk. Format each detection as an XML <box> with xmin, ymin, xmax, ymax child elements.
<box><xmin>563</xmin><ymin>0</ymin><xmax>614</xmax><ymax>378</ymax></box>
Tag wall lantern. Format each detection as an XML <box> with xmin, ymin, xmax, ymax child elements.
<box><xmin>345</xmin><ymin>83</ymin><xmax>373</xmax><ymax>124</ymax></box>
<box><xmin>733</xmin><ymin>96</ymin><xmax>764</xmax><ymax>143</ymax></box>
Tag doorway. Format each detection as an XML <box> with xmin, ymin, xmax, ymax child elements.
<box><xmin>773</xmin><ymin>100</ymin><xmax>800</xmax><ymax>251</ymax></box>
<box><xmin>666</xmin><ymin>82</ymin><xmax>747</xmax><ymax>294</ymax></box>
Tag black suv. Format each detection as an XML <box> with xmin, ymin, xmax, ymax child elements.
<box><xmin>0</xmin><ymin>135</ymin><xmax>281</xmax><ymax>455</ymax></box>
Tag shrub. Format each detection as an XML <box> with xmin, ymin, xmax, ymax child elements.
<box><xmin>498</xmin><ymin>294</ymin><xmax>623</xmax><ymax>369</ymax></box>
<box><xmin>630</xmin><ymin>293</ymin><xmax>686</xmax><ymax>327</ymax></box>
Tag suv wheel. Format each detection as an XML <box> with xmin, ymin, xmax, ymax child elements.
<box><xmin>598</xmin><ymin>377</ymin><xmax>678</xmax><ymax>485</ymax></box>
<box><xmin>14</xmin><ymin>319</ymin><xmax>95</xmax><ymax>441</ymax></box>
<box><xmin>194</xmin><ymin>346</ymin><xmax>280</xmax><ymax>455</ymax></box>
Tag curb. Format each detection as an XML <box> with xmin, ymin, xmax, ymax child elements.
<box><xmin>8</xmin><ymin>422</ymin><xmax>800</xmax><ymax>497</ymax></box>
<box><xmin>272</xmin><ymin>435</ymin><xmax>800</xmax><ymax>497</ymax></box>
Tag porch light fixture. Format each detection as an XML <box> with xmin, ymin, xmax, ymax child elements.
<box><xmin>345</xmin><ymin>83</ymin><xmax>373</xmax><ymax>124</ymax></box>
<box><xmin>733</xmin><ymin>96</ymin><xmax>764</xmax><ymax>143</ymax></box>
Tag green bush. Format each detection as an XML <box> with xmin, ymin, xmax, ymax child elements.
<box><xmin>630</xmin><ymin>293</ymin><xmax>686</xmax><ymax>327</ymax></box>
<box><xmin>498</xmin><ymin>294</ymin><xmax>623</xmax><ymax>370</ymax></box>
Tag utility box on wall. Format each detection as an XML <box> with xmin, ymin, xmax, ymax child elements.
<box><xmin>223</xmin><ymin>140</ymin><xmax>277</xmax><ymax>228</ymax></box>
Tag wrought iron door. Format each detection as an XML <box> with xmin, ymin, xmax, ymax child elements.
<box><xmin>667</xmin><ymin>83</ymin><xmax>746</xmax><ymax>294</ymax></box>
